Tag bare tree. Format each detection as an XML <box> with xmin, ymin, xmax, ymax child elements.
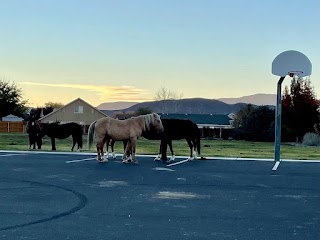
<box><xmin>154</xmin><ymin>87</ymin><xmax>182</xmax><ymax>101</ymax></box>
<box><xmin>154</xmin><ymin>87</ymin><xmax>183</xmax><ymax>113</ymax></box>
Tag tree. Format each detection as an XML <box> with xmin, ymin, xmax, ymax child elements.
<box><xmin>154</xmin><ymin>86</ymin><xmax>183</xmax><ymax>101</ymax></box>
<box><xmin>241</xmin><ymin>106</ymin><xmax>275</xmax><ymax>141</ymax></box>
<box><xmin>44</xmin><ymin>101</ymin><xmax>64</xmax><ymax>109</ymax></box>
<box><xmin>281</xmin><ymin>78</ymin><xmax>320</xmax><ymax>142</ymax></box>
<box><xmin>231</xmin><ymin>104</ymin><xmax>255</xmax><ymax>128</ymax></box>
<box><xmin>0</xmin><ymin>79</ymin><xmax>27</xmax><ymax>120</ymax></box>
<box><xmin>154</xmin><ymin>86</ymin><xmax>183</xmax><ymax>113</ymax></box>
<box><xmin>135</xmin><ymin>107</ymin><xmax>153</xmax><ymax>115</ymax></box>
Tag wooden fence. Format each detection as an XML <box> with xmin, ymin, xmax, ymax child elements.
<box><xmin>0</xmin><ymin>122</ymin><xmax>25</xmax><ymax>133</ymax></box>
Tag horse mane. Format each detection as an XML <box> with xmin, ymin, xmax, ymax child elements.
<box><xmin>131</xmin><ymin>113</ymin><xmax>156</xmax><ymax>131</ymax></box>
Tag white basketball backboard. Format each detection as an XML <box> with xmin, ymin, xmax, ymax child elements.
<box><xmin>272</xmin><ymin>50</ymin><xmax>312</xmax><ymax>77</ymax></box>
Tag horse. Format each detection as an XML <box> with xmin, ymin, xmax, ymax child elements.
<box><xmin>87</xmin><ymin>113</ymin><xmax>164</xmax><ymax>163</ymax></box>
<box><xmin>37</xmin><ymin>122</ymin><xmax>83</xmax><ymax>151</ymax></box>
<box><xmin>143</xmin><ymin>118</ymin><xmax>201</xmax><ymax>161</ymax></box>
<box><xmin>107</xmin><ymin>119</ymin><xmax>202</xmax><ymax>162</ymax></box>
<box><xmin>26</xmin><ymin>119</ymin><xmax>42</xmax><ymax>149</ymax></box>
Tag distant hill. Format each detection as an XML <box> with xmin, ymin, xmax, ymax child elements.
<box><xmin>218</xmin><ymin>93</ymin><xmax>276</xmax><ymax>106</ymax></box>
<box><xmin>98</xmin><ymin>94</ymin><xmax>276</xmax><ymax>115</ymax></box>
<box><xmin>97</xmin><ymin>101</ymin><xmax>138</xmax><ymax>110</ymax></box>
<box><xmin>112</xmin><ymin>98</ymin><xmax>249</xmax><ymax>115</ymax></box>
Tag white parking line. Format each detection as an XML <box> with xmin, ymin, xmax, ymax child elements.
<box><xmin>167</xmin><ymin>159</ymin><xmax>191</xmax><ymax>167</ymax></box>
<box><xmin>66</xmin><ymin>157</ymin><xmax>97</xmax><ymax>163</ymax></box>
<box><xmin>0</xmin><ymin>153</ymin><xmax>27</xmax><ymax>157</ymax></box>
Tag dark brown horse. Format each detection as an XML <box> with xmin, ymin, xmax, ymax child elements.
<box><xmin>149</xmin><ymin>119</ymin><xmax>201</xmax><ymax>161</ymax></box>
<box><xmin>87</xmin><ymin>113</ymin><xmax>164</xmax><ymax>163</ymax></box>
<box><xmin>26</xmin><ymin>119</ymin><xmax>42</xmax><ymax>149</ymax></box>
<box><xmin>37</xmin><ymin>122</ymin><xmax>83</xmax><ymax>151</ymax></box>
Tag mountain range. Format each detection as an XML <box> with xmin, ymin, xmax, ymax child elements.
<box><xmin>96</xmin><ymin>93</ymin><xmax>276</xmax><ymax>115</ymax></box>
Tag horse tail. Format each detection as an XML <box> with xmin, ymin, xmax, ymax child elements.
<box><xmin>196</xmin><ymin>129</ymin><xmax>201</xmax><ymax>156</ymax></box>
<box><xmin>78</xmin><ymin>124</ymin><xmax>83</xmax><ymax>149</ymax></box>
<box><xmin>87</xmin><ymin>120</ymin><xmax>97</xmax><ymax>149</ymax></box>
<box><xmin>193</xmin><ymin>124</ymin><xmax>201</xmax><ymax>156</ymax></box>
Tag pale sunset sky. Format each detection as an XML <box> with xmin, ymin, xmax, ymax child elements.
<box><xmin>0</xmin><ymin>0</ymin><xmax>319</xmax><ymax>107</ymax></box>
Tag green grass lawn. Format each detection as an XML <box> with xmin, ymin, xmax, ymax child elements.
<box><xmin>1</xmin><ymin>133</ymin><xmax>320</xmax><ymax>160</ymax></box>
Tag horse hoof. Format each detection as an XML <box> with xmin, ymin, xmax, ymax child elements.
<box><xmin>122</xmin><ymin>159</ymin><xmax>129</xmax><ymax>164</ymax></box>
<box><xmin>154</xmin><ymin>158</ymin><xmax>160</xmax><ymax>161</ymax></box>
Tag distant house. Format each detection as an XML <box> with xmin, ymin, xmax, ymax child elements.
<box><xmin>2</xmin><ymin>114</ymin><xmax>24</xmax><ymax>122</ymax></box>
<box><xmin>0</xmin><ymin>114</ymin><xmax>24</xmax><ymax>133</ymax></box>
<box><xmin>159</xmin><ymin>113</ymin><xmax>233</xmax><ymax>139</ymax></box>
<box><xmin>38</xmin><ymin>98</ymin><xmax>108</xmax><ymax>131</ymax></box>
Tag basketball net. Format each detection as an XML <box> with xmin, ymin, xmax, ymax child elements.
<box><xmin>288</xmin><ymin>71</ymin><xmax>303</xmax><ymax>79</ymax></box>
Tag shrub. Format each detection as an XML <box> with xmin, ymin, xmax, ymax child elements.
<box><xmin>302</xmin><ymin>132</ymin><xmax>320</xmax><ymax>146</ymax></box>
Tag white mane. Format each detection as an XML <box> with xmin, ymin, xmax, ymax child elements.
<box><xmin>141</xmin><ymin>113</ymin><xmax>159</xmax><ymax>131</ymax></box>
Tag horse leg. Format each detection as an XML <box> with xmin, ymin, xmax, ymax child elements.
<box><xmin>104</xmin><ymin>138</ymin><xmax>110</xmax><ymax>158</ymax></box>
<box><xmin>28</xmin><ymin>136</ymin><xmax>32</xmax><ymax>149</ymax></box>
<box><xmin>111</xmin><ymin>139</ymin><xmax>116</xmax><ymax>159</ymax></box>
<box><xmin>186</xmin><ymin>139</ymin><xmax>194</xmax><ymax>160</ymax></box>
<box><xmin>192</xmin><ymin>138</ymin><xmax>198</xmax><ymax>159</ymax></box>
<box><xmin>130</xmin><ymin>138</ymin><xmax>138</xmax><ymax>163</ymax></box>
<box><xmin>168</xmin><ymin>140</ymin><xmax>175</xmax><ymax>162</ymax></box>
<box><xmin>96</xmin><ymin>144</ymin><xmax>102</xmax><ymax>161</ymax></box>
<box><xmin>122</xmin><ymin>140</ymin><xmax>132</xmax><ymax>163</ymax></box>
<box><xmin>161</xmin><ymin>140</ymin><xmax>168</xmax><ymax>162</ymax></box>
<box><xmin>96</xmin><ymin>141</ymin><xmax>107</xmax><ymax>162</ymax></box>
<box><xmin>101</xmin><ymin>138</ymin><xmax>108</xmax><ymax>162</ymax></box>
<box><xmin>71</xmin><ymin>136</ymin><xmax>76</xmax><ymax>151</ymax></box>
<box><xmin>51</xmin><ymin>137</ymin><xmax>56</xmax><ymax>150</ymax></box>
<box><xmin>154</xmin><ymin>141</ymin><xmax>162</xmax><ymax>161</ymax></box>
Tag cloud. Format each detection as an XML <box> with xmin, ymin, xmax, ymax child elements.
<box><xmin>21</xmin><ymin>81</ymin><xmax>152</xmax><ymax>101</ymax></box>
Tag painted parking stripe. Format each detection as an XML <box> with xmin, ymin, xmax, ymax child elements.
<box><xmin>66</xmin><ymin>157</ymin><xmax>97</xmax><ymax>163</ymax></box>
<box><xmin>167</xmin><ymin>159</ymin><xmax>191</xmax><ymax>167</ymax></box>
<box><xmin>0</xmin><ymin>153</ymin><xmax>28</xmax><ymax>157</ymax></box>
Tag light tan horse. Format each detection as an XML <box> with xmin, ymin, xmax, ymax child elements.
<box><xmin>88</xmin><ymin>113</ymin><xmax>164</xmax><ymax>163</ymax></box>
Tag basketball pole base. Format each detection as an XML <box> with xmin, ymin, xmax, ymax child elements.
<box><xmin>272</xmin><ymin>161</ymin><xmax>281</xmax><ymax>171</ymax></box>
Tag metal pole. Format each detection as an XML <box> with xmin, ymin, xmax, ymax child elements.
<box><xmin>273</xmin><ymin>76</ymin><xmax>285</xmax><ymax>170</ymax></box>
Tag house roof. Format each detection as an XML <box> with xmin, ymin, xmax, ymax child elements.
<box><xmin>2</xmin><ymin>114</ymin><xmax>24</xmax><ymax>122</ymax></box>
<box><xmin>159</xmin><ymin>113</ymin><xmax>231</xmax><ymax>127</ymax></box>
<box><xmin>39</xmin><ymin>98</ymin><xmax>107</xmax><ymax>121</ymax></box>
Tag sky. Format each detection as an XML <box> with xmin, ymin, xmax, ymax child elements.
<box><xmin>0</xmin><ymin>0</ymin><xmax>319</xmax><ymax>107</ymax></box>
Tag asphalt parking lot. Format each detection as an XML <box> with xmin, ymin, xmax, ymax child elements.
<box><xmin>0</xmin><ymin>151</ymin><xmax>319</xmax><ymax>240</ymax></box>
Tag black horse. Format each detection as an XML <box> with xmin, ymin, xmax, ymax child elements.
<box><xmin>143</xmin><ymin>119</ymin><xmax>201</xmax><ymax>161</ymax></box>
<box><xmin>108</xmin><ymin>118</ymin><xmax>202</xmax><ymax>162</ymax></box>
<box><xmin>26</xmin><ymin>119</ymin><xmax>42</xmax><ymax>149</ymax></box>
<box><xmin>37</xmin><ymin>122</ymin><xmax>83</xmax><ymax>151</ymax></box>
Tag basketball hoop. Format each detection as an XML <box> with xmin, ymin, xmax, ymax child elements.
<box><xmin>288</xmin><ymin>71</ymin><xmax>303</xmax><ymax>78</ymax></box>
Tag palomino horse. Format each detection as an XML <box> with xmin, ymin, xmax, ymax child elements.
<box><xmin>26</xmin><ymin>119</ymin><xmax>42</xmax><ymax>149</ymax></box>
<box><xmin>37</xmin><ymin>122</ymin><xmax>83</xmax><ymax>151</ymax></box>
<box><xmin>107</xmin><ymin>119</ymin><xmax>202</xmax><ymax>162</ymax></box>
<box><xmin>87</xmin><ymin>113</ymin><xmax>164</xmax><ymax>163</ymax></box>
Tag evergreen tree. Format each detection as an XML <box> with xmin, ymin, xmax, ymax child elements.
<box><xmin>0</xmin><ymin>79</ymin><xmax>27</xmax><ymax>120</ymax></box>
<box><xmin>241</xmin><ymin>106</ymin><xmax>275</xmax><ymax>141</ymax></box>
<box><xmin>232</xmin><ymin>104</ymin><xmax>255</xmax><ymax>128</ymax></box>
<box><xmin>282</xmin><ymin>78</ymin><xmax>319</xmax><ymax>142</ymax></box>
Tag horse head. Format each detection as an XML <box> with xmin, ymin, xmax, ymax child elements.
<box><xmin>149</xmin><ymin>113</ymin><xmax>164</xmax><ymax>133</ymax></box>
<box><xmin>26</xmin><ymin>119</ymin><xmax>42</xmax><ymax>149</ymax></box>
